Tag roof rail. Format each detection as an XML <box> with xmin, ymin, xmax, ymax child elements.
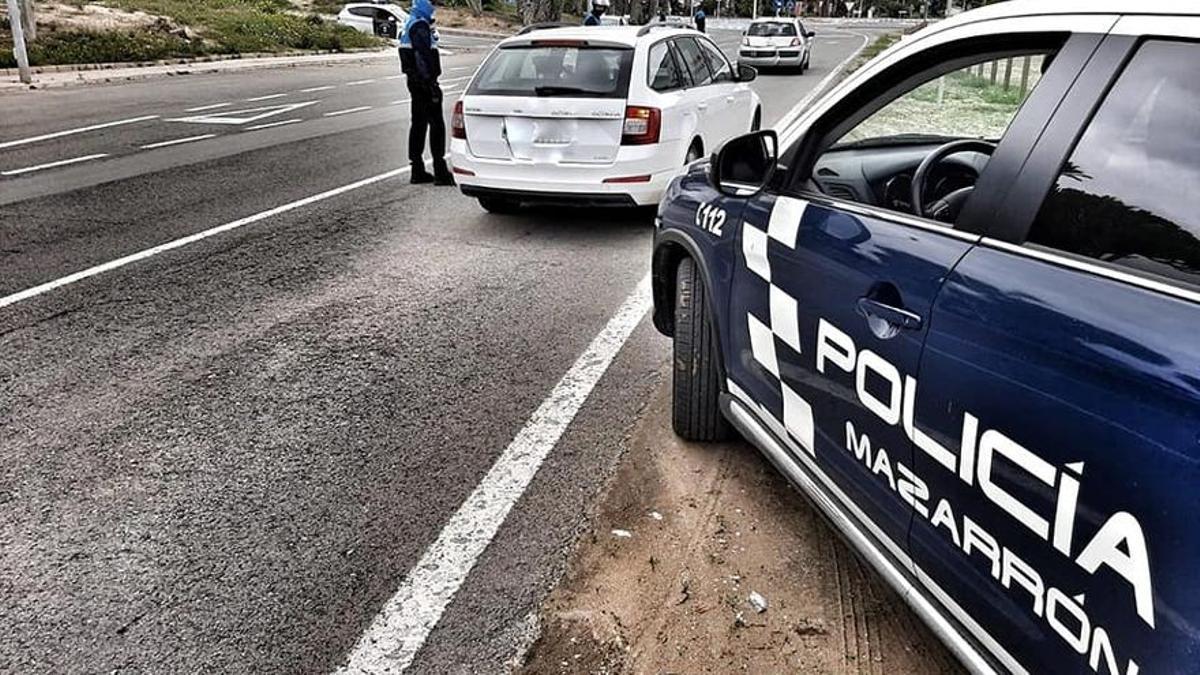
<box><xmin>517</xmin><ymin>22</ymin><xmax>574</xmax><ymax>35</ymax></box>
<box><xmin>636</xmin><ymin>21</ymin><xmax>692</xmax><ymax>36</ymax></box>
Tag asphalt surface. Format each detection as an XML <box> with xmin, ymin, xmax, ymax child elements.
<box><xmin>0</xmin><ymin>27</ymin><xmax>874</xmax><ymax>673</ymax></box>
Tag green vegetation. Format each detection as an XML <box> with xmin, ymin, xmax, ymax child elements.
<box><xmin>1</xmin><ymin>0</ymin><xmax>383</xmax><ymax>68</ymax></box>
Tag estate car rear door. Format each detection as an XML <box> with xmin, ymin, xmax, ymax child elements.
<box><xmin>910</xmin><ymin>34</ymin><xmax>1200</xmax><ymax>674</ymax></box>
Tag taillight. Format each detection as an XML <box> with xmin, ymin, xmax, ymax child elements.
<box><xmin>451</xmin><ymin>100</ymin><xmax>466</xmax><ymax>139</ymax></box>
<box><xmin>790</xmin><ymin>37</ymin><xmax>801</xmax><ymax>46</ymax></box>
<box><xmin>621</xmin><ymin>106</ymin><xmax>660</xmax><ymax>146</ymax></box>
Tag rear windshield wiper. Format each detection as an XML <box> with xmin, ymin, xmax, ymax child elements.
<box><xmin>533</xmin><ymin>85</ymin><xmax>605</xmax><ymax>97</ymax></box>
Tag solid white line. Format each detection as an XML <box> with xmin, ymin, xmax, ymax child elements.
<box><xmin>139</xmin><ymin>133</ymin><xmax>217</xmax><ymax>150</ymax></box>
<box><xmin>246</xmin><ymin>93</ymin><xmax>288</xmax><ymax>102</ymax></box>
<box><xmin>345</xmin><ymin>78</ymin><xmax>376</xmax><ymax>86</ymax></box>
<box><xmin>0</xmin><ymin>166</ymin><xmax>411</xmax><ymax>310</ymax></box>
<box><xmin>186</xmin><ymin>102</ymin><xmax>233</xmax><ymax>112</ymax></box>
<box><xmin>383</xmin><ymin>74</ymin><xmax>404</xmax><ymax>80</ymax></box>
<box><xmin>300</xmin><ymin>85</ymin><xmax>336</xmax><ymax>93</ymax></box>
<box><xmin>389</xmin><ymin>99</ymin><xmax>410</xmax><ymax>106</ymax></box>
<box><xmin>323</xmin><ymin>106</ymin><xmax>373</xmax><ymax>117</ymax></box>
<box><xmin>336</xmin><ymin>274</ymin><xmax>653</xmax><ymax>673</ymax></box>
<box><xmin>246</xmin><ymin>118</ymin><xmax>304</xmax><ymax>131</ymax></box>
<box><xmin>0</xmin><ymin>115</ymin><xmax>159</xmax><ymax>150</ymax></box>
<box><xmin>1</xmin><ymin>153</ymin><xmax>109</xmax><ymax>176</ymax></box>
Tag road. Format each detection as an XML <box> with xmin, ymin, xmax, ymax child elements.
<box><xmin>0</xmin><ymin>27</ymin><xmax>878</xmax><ymax>673</ymax></box>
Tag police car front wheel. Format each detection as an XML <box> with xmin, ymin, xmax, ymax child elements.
<box><xmin>672</xmin><ymin>257</ymin><xmax>732</xmax><ymax>441</ymax></box>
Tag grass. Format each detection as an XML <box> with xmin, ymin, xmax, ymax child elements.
<box><xmin>0</xmin><ymin>0</ymin><xmax>384</xmax><ymax>68</ymax></box>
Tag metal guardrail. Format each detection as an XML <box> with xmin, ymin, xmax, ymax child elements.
<box><xmin>635</xmin><ymin>21</ymin><xmax>694</xmax><ymax>36</ymax></box>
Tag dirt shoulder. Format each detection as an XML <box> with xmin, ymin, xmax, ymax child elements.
<box><xmin>518</xmin><ymin>382</ymin><xmax>958</xmax><ymax>674</ymax></box>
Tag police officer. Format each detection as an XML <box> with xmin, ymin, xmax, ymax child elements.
<box><xmin>399</xmin><ymin>0</ymin><xmax>453</xmax><ymax>185</ymax></box>
<box><xmin>692</xmin><ymin>2</ymin><xmax>706</xmax><ymax>32</ymax></box>
<box><xmin>583</xmin><ymin>0</ymin><xmax>610</xmax><ymax>26</ymax></box>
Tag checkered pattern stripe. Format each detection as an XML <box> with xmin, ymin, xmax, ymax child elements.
<box><xmin>739</xmin><ymin>196</ymin><xmax>815</xmax><ymax>455</ymax></box>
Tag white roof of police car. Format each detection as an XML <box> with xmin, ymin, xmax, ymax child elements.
<box><xmin>930</xmin><ymin>0</ymin><xmax>1200</xmax><ymax>33</ymax></box>
<box><xmin>499</xmin><ymin>25</ymin><xmax>696</xmax><ymax>49</ymax></box>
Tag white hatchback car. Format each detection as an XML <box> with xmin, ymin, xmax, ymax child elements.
<box><xmin>337</xmin><ymin>2</ymin><xmax>407</xmax><ymax>39</ymax></box>
<box><xmin>738</xmin><ymin>18</ymin><xmax>814</xmax><ymax>72</ymax></box>
<box><xmin>449</xmin><ymin>25</ymin><xmax>763</xmax><ymax>212</ymax></box>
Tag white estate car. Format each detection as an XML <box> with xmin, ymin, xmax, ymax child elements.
<box><xmin>337</xmin><ymin>2</ymin><xmax>407</xmax><ymax>39</ymax></box>
<box><xmin>449</xmin><ymin>24</ymin><xmax>763</xmax><ymax>212</ymax></box>
<box><xmin>738</xmin><ymin>17</ymin><xmax>814</xmax><ymax>72</ymax></box>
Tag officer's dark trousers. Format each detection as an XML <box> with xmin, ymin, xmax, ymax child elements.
<box><xmin>407</xmin><ymin>78</ymin><xmax>447</xmax><ymax>169</ymax></box>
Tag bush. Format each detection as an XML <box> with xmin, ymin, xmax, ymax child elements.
<box><xmin>0</xmin><ymin>28</ymin><xmax>206</xmax><ymax>67</ymax></box>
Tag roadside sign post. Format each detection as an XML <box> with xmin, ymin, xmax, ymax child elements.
<box><xmin>19</xmin><ymin>0</ymin><xmax>35</xmax><ymax>41</ymax></box>
<box><xmin>6</xmin><ymin>0</ymin><xmax>33</xmax><ymax>84</ymax></box>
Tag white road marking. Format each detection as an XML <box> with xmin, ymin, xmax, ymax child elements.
<box><xmin>0</xmin><ymin>115</ymin><xmax>159</xmax><ymax>151</ymax></box>
<box><xmin>0</xmin><ymin>166</ymin><xmax>412</xmax><ymax>310</ymax></box>
<box><xmin>300</xmin><ymin>85</ymin><xmax>337</xmax><ymax>93</ymax></box>
<box><xmin>186</xmin><ymin>102</ymin><xmax>233</xmax><ymax>112</ymax></box>
<box><xmin>323</xmin><ymin>106</ymin><xmax>373</xmax><ymax>117</ymax></box>
<box><xmin>447</xmin><ymin>66</ymin><xmax>473</xmax><ymax>72</ymax></box>
<box><xmin>246</xmin><ymin>118</ymin><xmax>304</xmax><ymax>131</ymax></box>
<box><xmin>139</xmin><ymin>133</ymin><xmax>218</xmax><ymax>149</ymax></box>
<box><xmin>383</xmin><ymin>74</ymin><xmax>404</xmax><ymax>80</ymax></box>
<box><xmin>389</xmin><ymin>99</ymin><xmax>410</xmax><ymax>106</ymax></box>
<box><xmin>336</xmin><ymin>274</ymin><xmax>653</xmax><ymax>673</ymax></box>
<box><xmin>245</xmin><ymin>92</ymin><xmax>288</xmax><ymax>102</ymax></box>
<box><xmin>169</xmin><ymin>101</ymin><xmax>319</xmax><ymax>126</ymax></box>
<box><xmin>345</xmin><ymin>78</ymin><xmax>377</xmax><ymax>86</ymax></box>
<box><xmin>1</xmin><ymin>153</ymin><xmax>109</xmax><ymax>176</ymax></box>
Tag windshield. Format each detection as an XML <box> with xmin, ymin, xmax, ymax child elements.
<box><xmin>747</xmin><ymin>22</ymin><xmax>797</xmax><ymax>37</ymax></box>
<box><xmin>468</xmin><ymin>45</ymin><xmax>634</xmax><ymax>98</ymax></box>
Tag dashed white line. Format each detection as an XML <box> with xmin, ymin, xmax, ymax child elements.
<box><xmin>336</xmin><ymin>273</ymin><xmax>653</xmax><ymax>673</ymax></box>
<box><xmin>186</xmin><ymin>102</ymin><xmax>233</xmax><ymax>112</ymax></box>
<box><xmin>345</xmin><ymin>78</ymin><xmax>377</xmax><ymax>86</ymax></box>
<box><xmin>0</xmin><ymin>115</ymin><xmax>159</xmax><ymax>151</ymax></box>
<box><xmin>0</xmin><ymin>166</ymin><xmax>412</xmax><ymax>310</ymax></box>
<box><xmin>245</xmin><ymin>93</ymin><xmax>288</xmax><ymax>102</ymax></box>
<box><xmin>139</xmin><ymin>133</ymin><xmax>218</xmax><ymax>149</ymax></box>
<box><xmin>323</xmin><ymin>106</ymin><xmax>373</xmax><ymax>117</ymax></box>
<box><xmin>246</xmin><ymin>118</ymin><xmax>304</xmax><ymax>131</ymax></box>
<box><xmin>299</xmin><ymin>85</ymin><xmax>336</xmax><ymax>93</ymax></box>
<box><xmin>1</xmin><ymin>153</ymin><xmax>109</xmax><ymax>176</ymax></box>
<box><xmin>384</xmin><ymin>74</ymin><xmax>404</xmax><ymax>80</ymax></box>
<box><xmin>389</xmin><ymin>98</ymin><xmax>410</xmax><ymax>106</ymax></box>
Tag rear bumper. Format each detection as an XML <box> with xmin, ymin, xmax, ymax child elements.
<box><xmin>450</xmin><ymin>138</ymin><xmax>683</xmax><ymax>206</ymax></box>
<box><xmin>460</xmin><ymin>185</ymin><xmax>639</xmax><ymax>208</ymax></box>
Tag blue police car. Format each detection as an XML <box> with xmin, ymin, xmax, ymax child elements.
<box><xmin>650</xmin><ymin>2</ymin><xmax>1200</xmax><ymax>672</ymax></box>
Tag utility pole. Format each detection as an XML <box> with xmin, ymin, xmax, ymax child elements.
<box><xmin>19</xmin><ymin>0</ymin><xmax>35</xmax><ymax>40</ymax></box>
<box><xmin>6</xmin><ymin>0</ymin><xmax>33</xmax><ymax>84</ymax></box>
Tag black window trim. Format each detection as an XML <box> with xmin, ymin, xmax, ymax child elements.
<box><xmin>696</xmin><ymin>34</ymin><xmax>735</xmax><ymax>83</ymax></box>
<box><xmin>673</xmin><ymin>36</ymin><xmax>716</xmax><ymax>88</ymax></box>
<box><xmin>646</xmin><ymin>36</ymin><xmax>687</xmax><ymax>92</ymax></box>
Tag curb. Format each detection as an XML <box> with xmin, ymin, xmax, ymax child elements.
<box><xmin>0</xmin><ymin>47</ymin><xmax>392</xmax><ymax>78</ymax></box>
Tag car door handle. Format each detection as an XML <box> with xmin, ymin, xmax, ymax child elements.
<box><xmin>697</xmin><ymin>103</ymin><xmax>709</xmax><ymax>111</ymax></box>
<box><xmin>856</xmin><ymin>297</ymin><xmax>923</xmax><ymax>331</ymax></box>
<box><xmin>726</xmin><ymin>95</ymin><xmax>736</xmax><ymax>103</ymax></box>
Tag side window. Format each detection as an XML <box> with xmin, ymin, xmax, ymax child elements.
<box><xmin>809</xmin><ymin>49</ymin><xmax>1056</xmax><ymax>217</ymax></box>
<box><xmin>1026</xmin><ymin>40</ymin><xmax>1200</xmax><ymax>290</ymax></box>
<box><xmin>698</xmin><ymin>38</ymin><xmax>734</xmax><ymax>83</ymax></box>
<box><xmin>648</xmin><ymin>41</ymin><xmax>683</xmax><ymax>91</ymax></box>
<box><xmin>349</xmin><ymin>7</ymin><xmax>376</xmax><ymax>17</ymax></box>
<box><xmin>673</xmin><ymin>37</ymin><xmax>713</xmax><ymax>87</ymax></box>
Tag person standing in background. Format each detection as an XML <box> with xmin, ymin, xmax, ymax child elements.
<box><xmin>399</xmin><ymin>0</ymin><xmax>454</xmax><ymax>185</ymax></box>
<box><xmin>583</xmin><ymin>0</ymin><xmax>610</xmax><ymax>25</ymax></box>
<box><xmin>693</xmin><ymin>2</ymin><xmax>706</xmax><ymax>32</ymax></box>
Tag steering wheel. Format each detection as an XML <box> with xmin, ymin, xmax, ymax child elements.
<box><xmin>910</xmin><ymin>139</ymin><xmax>996</xmax><ymax>222</ymax></box>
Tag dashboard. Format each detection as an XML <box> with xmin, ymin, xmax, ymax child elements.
<box><xmin>811</xmin><ymin>144</ymin><xmax>991</xmax><ymax>217</ymax></box>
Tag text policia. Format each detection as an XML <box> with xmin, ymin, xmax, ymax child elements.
<box><xmin>814</xmin><ymin>317</ymin><xmax>1153</xmax><ymax>675</ymax></box>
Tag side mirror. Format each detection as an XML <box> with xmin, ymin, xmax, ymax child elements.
<box><xmin>737</xmin><ymin>63</ymin><xmax>757</xmax><ymax>82</ymax></box>
<box><xmin>710</xmin><ymin>130</ymin><xmax>778</xmax><ymax>197</ymax></box>
<box><xmin>805</xmin><ymin>30</ymin><xmax>816</xmax><ymax>38</ymax></box>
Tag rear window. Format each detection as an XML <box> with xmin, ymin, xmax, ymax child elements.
<box><xmin>748</xmin><ymin>22</ymin><xmax>797</xmax><ymax>37</ymax></box>
<box><xmin>468</xmin><ymin>44</ymin><xmax>634</xmax><ymax>98</ymax></box>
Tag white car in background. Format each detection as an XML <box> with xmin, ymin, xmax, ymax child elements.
<box><xmin>337</xmin><ymin>2</ymin><xmax>408</xmax><ymax>39</ymax></box>
<box><xmin>738</xmin><ymin>17</ymin><xmax>814</xmax><ymax>72</ymax></box>
<box><xmin>449</xmin><ymin>24</ymin><xmax>763</xmax><ymax>213</ymax></box>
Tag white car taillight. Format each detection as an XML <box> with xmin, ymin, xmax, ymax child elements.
<box><xmin>621</xmin><ymin>106</ymin><xmax>661</xmax><ymax>145</ymax></box>
<box><xmin>451</xmin><ymin>100</ymin><xmax>466</xmax><ymax>139</ymax></box>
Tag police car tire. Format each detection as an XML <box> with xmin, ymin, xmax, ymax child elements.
<box><xmin>673</xmin><ymin>257</ymin><xmax>732</xmax><ymax>441</ymax></box>
<box><xmin>478</xmin><ymin>196</ymin><xmax>520</xmax><ymax>214</ymax></box>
